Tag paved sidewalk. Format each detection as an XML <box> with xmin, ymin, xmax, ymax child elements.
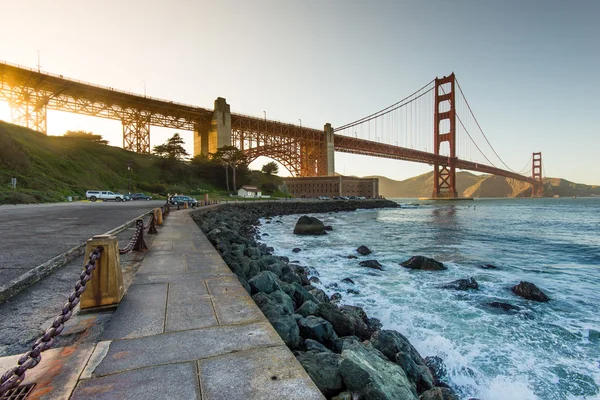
<box><xmin>60</xmin><ymin>209</ymin><xmax>324</xmax><ymax>399</ymax></box>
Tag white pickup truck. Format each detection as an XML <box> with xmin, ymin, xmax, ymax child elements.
<box><xmin>85</xmin><ymin>190</ymin><xmax>124</xmax><ymax>202</ymax></box>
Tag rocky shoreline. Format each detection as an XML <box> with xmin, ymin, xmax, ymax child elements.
<box><xmin>192</xmin><ymin>200</ymin><xmax>464</xmax><ymax>400</ymax></box>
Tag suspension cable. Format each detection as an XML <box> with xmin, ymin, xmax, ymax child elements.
<box><xmin>454</xmin><ymin>77</ymin><xmax>517</xmax><ymax>172</ymax></box>
<box><xmin>456</xmin><ymin>114</ymin><xmax>497</xmax><ymax>167</ymax></box>
<box><xmin>335</xmin><ymin>79</ymin><xmax>435</xmax><ymax>131</ymax></box>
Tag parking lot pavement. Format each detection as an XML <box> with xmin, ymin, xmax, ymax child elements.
<box><xmin>0</xmin><ymin>200</ymin><xmax>165</xmax><ymax>285</ymax></box>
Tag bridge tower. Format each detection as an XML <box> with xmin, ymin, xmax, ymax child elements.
<box><xmin>532</xmin><ymin>152</ymin><xmax>543</xmax><ymax>197</ymax></box>
<box><xmin>432</xmin><ymin>73</ymin><xmax>458</xmax><ymax>198</ymax></box>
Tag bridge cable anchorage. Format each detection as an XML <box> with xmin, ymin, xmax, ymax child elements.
<box><xmin>334</xmin><ymin>79</ymin><xmax>435</xmax><ymax>131</ymax></box>
<box><xmin>455</xmin><ymin>77</ymin><xmax>517</xmax><ymax>173</ymax></box>
<box><xmin>0</xmin><ymin>247</ymin><xmax>104</xmax><ymax>396</ymax></box>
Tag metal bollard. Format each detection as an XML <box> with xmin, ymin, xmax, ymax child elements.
<box><xmin>80</xmin><ymin>235</ymin><xmax>124</xmax><ymax>310</ymax></box>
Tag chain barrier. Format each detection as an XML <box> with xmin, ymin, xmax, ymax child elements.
<box><xmin>118</xmin><ymin>219</ymin><xmax>143</xmax><ymax>255</ymax></box>
<box><xmin>0</xmin><ymin>247</ymin><xmax>104</xmax><ymax>396</ymax></box>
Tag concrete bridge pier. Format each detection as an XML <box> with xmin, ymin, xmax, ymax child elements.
<box><xmin>323</xmin><ymin>123</ymin><xmax>335</xmax><ymax>176</ymax></box>
<box><xmin>194</xmin><ymin>97</ymin><xmax>231</xmax><ymax>157</ymax></box>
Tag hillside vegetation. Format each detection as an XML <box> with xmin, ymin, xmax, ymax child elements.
<box><xmin>0</xmin><ymin>121</ymin><xmax>284</xmax><ymax>204</ymax></box>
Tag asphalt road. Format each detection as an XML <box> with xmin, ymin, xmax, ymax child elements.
<box><xmin>0</xmin><ymin>200</ymin><xmax>166</xmax><ymax>284</ymax></box>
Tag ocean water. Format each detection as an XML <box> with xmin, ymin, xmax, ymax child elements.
<box><xmin>256</xmin><ymin>198</ymin><xmax>600</xmax><ymax>400</ymax></box>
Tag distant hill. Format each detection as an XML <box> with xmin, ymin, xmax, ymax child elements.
<box><xmin>368</xmin><ymin>171</ymin><xmax>486</xmax><ymax>198</ymax></box>
<box><xmin>367</xmin><ymin>171</ymin><xmax>600</xmax><ymax>198</ymax></box>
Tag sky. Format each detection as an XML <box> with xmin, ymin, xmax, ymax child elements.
<box><xmin>0</xmin><ymin>0</ymin><xmax>598</xmax><ymax>184</ymax></box>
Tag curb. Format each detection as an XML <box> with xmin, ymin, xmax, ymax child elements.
<box><xmin>0</xmin><ymin>211</ymin><xmax>153</xmax><ymax>304</ymax></box>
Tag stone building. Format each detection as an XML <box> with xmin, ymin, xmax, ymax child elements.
<box><xmin>282</xmin><ymin>176</ymin><xmax>379</xmax><ymax>198</ymax></box>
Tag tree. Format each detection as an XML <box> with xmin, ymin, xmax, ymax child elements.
<box><xmin>261</xmin><ymin>161</ymin><xmax>279</xmax><ymax>176</ymax></box>
<box><xmin>153</xmin><ymin>133</ymin><xmax>189</xmax><ymax>160</ymax></box>
<box><xmin>211</xmin><ymin>145</ymin><xmax>247</xmax><ymax>192</ymax></box>
<box><xmin>64</xmin><ymin>130</ymin><xmax>108</xmax><ymax>145</ymax></box>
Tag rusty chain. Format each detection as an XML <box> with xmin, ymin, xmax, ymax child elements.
<box><xmin>119</xmin><ymin>219</ymin><xmax>143</xmax><ymax>255</ymax></box>
<box><xmin>0</xmin><ymin>247</ymin><xmax>104</xmax><ymax>396</ymax></box>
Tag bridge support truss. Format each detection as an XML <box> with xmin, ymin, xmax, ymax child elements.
<box><xmin>532</xmin><ymin>152</ymin><xmax>543</xmax><ymax>197</ymax></box>
<box><xmin>122</xmin><ymin>111</ymin><xmax>151</xmax><ymax>153</ymax></box>
<box><xmin>432</xmin><ymin>73</ymin><xmax>458</xmax><ymax>198</ymax></box>
<box><xmin>3</xmin><ymin>86</ymin><xmax>48</xmax><ymax>134</ymax></box>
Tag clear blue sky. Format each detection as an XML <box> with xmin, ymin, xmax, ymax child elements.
<box><xmin>0</xmin><ymin>0</ymin><xmax>597</xmax><ymax>184</ymax></box>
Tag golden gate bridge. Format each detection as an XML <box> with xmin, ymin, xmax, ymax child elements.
<box><xmin>0</xmin><ymin>62</ymin><xmax>543</xmax><ymax>198</ymax></box>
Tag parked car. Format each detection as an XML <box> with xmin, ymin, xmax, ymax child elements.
<box><xmin>85</xmin><ymin>190</ymin><xmax>124</xmax><ymax>202</ymax></box>
<box><xmin>131</xmin><ymin>193</ymin><xmax>152</xmax><ymax>200</ymax></box>
<box><xmin>114</xmin><ymin>193</ymin><xmax>131</xmax><ymax>201</ymax></box>
<box><xmin>318</xmin><ymin>196</ymin><xmax>330</xmax><ymax>200</ymax></box>
<box><xmin>169</xmin><ymin>195</ymin><xmax>197</xmax><ymax>207</ymax></box>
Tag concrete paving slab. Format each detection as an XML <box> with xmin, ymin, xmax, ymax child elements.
<box><xmin>148</xmin><ymin>240</ymin><xmax>174</xmax><ymax>253</ymax></box>
<box><xmin>135</xmin><ymin>253</ymin><xmax>186</xmax><ymax>276</ymax></box>
<box><xmin>185</xmin><ymin>253</ymin><xmax>230</xmax><ymax>270</ymax></box>
<box><xmin>212</xmin><ymin>292</ymin><xmax>266</xmax><ymax>326</ymax></box>
<box><xmin>165</xmin><ymin>280</ymin><xmax>218</xmax><ymax>332</ymax></box>
<box><xmin>92</xmin><ymin>322</ymin><xmax>281</xmax><ymax>377</ymax></box>
<box><xmin>172</xmin><ymin>240</ymin><xmax>199</xmax><ymax>253</ymax></box>
<box><xmin>0</xmin><ymin>344</ymin><xmax>95</xmax><ymax>400</ymax></box>
<box><xmin>101</xmin><ymin>283</ymin><xmax>167</xmax><ymax>340</ymax></box>
<box><xmin>132</xmin><ymin>270</ymin><xmax>231</xmax><ymax>285</ymax></box>
<box><xmin>199</xmin><ymin>345</ymin><xmax>325</xmax><ymax>400</ymax></box>
<box><xmin>206</xmin><ymin>276</ymin><xmax>249</xmax><ymax>297</ymax></box>
<box><xmin>72</xmin><ymin>362</ymin><xmax>200</xmax><ymax>400</ymax></box>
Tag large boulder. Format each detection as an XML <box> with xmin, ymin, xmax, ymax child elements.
<box><xmin>511</xmin><ymin>281</ymin><xmax>550</xmax><ymax>302</ymax></box>
<box><xmin>293</xmin><ymin>215</ymin><xmax>326</xmax><ymax>235</ymax></box>
<box><xmin>248</xmin><ymin>271</ymin><xmax>281</xmax><ymax>294</ymax></box>
<box><xmin>298</xmin><ymin>316</ymin><xmax>336</xmax><ymax>344</ymax></box>
<box><xmin>296</xmin><ymin>351</ymin><xmax>344</xmax><ymax>397</ymax></box>
<box><xmin>269</xmin><ymin>290</ymin><xmax>295</xmax><ymax>315</ymax></box>
<box><xmin>440</xmin><ymin>277</ymin><xmax>478</xmax><ymax>291</ymax></box>
<box><xmin>304</xmin><ymin>338</ymin><xmax>332</xmax><ymax>353</ymax></box>
<box><xmin>370</xmin><ymin>330</ymin><xmax>434</xmax><ymax>393</ymax></box>
<box><xmin>356</xmin><ymin>245</ymin><xmax>372</xmax><ymax>255</ymax></box>
<box><xmin>316</xmin><ymin>303</ymin><xmax>355</xmax><ymax>337</ymax></box>
<box><xmin>359</xmin><ymin>260</ymin><xmax>383</xmax><ymax>270</ymax></box>
<box><xmin>419</xmin><ymin>387</ymin><xmax>459</xmax><ymax>400</ymax></box>
<box><xmin>401</xmin><ymin>256</ymin><xmax>446</xmax><ymax>271</ymax></box>
<box><xmin>339</xmin><ymin>305</ymin><xmax>375</xmax><ymax>341</ymax></box>
<box><xmin>339</xmin><ymin>343</ymin><xmax>418</xmax><ymax>400</ymax></box>
<box><xmin>296</xmin><ymin>300</ymin><xmax>319</xmax><ymax>317</ymax></box>
<box><xmin>252</xmin><ymin>292</ymin><xmax>289</xmax><ymax>320</ymax></box>
<box><xmin>270</xmin><ymin>315</ymin><xmax>301</xmax><ymax>349</ymax></box>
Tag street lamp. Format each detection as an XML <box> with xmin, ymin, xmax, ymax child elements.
<box><xmin>127</xmin><ymin>160</ymin><xmax>133</xmax><ymax>193</ymax></box>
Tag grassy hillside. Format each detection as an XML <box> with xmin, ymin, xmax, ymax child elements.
<box><xmin>0</xmin><ymin>121</ymin><xmax>285</xmax><ymax>204</ymax></box>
